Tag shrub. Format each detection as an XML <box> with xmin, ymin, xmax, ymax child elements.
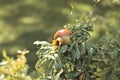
<box><xmin>0</xmin><ymin>49</ymin><xmax>31</xmax><ymax>80</ymax></box>
<box><xmin>34</xmin><ymin>21</ymin><xmax>120</xmax><ymax>80</ymax></box>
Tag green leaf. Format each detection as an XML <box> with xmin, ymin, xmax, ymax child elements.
<box><xmin>88</xmin><ymin>48</ymin><xmax>94</xmax><ymax>59</ymax></box>
<box><xmin>96</xmin><ymin>78</ymin><xmax>102</xmax><ymax>80</ymax></box>
<box><xmin>71</xmin><ymin>48</ymin><xmax>76</xmax><ymax>62</ymax></box>
<box><xmin>55</xmin><ymin>57</ymin><xmax>63</xmax><ymax>71</ymax></box>
<box><xmin>75</xmin><ymin>45</ymin><xmax>81</xmax><ymax>59</ymax></box>
<box><xmin>109</xmin><ymin>74</ymin><xmax>119</xmax><ymax>80</ymax></box>
<box><xmin>35</xmin><ymin>58</ymin><xmax>47</xmax><ymax>74</ymax></box>
<box><xmin>65</xmin><ymin>71</ymin><xmax>81</xmax><ymax>79</ymax></box>
<box><xmin>114</xmin><ymin>68</ymin><xmax>120</xmax><ymax>72</ymax></box>
<box><xmin>33</xmin><ymin>41</ymin><xmax>50</xmax><ymax>46</ymax></box>
<box><xmin>81</xmin><ymin>42</ymin><xmax>86</xmax><ymax>54</ymax></box>
<box><xmin>45</xmin><ymin>60</ymin><xmax>54</xmax><ymax>75</ymax></box>
<box><xmin>68</xmin><ymin>42</ymin><xmax>75</xmax><ymax>52</ymax></box>
<box><xmin>89</xmin><ymin>64</ymin><xmax>96</xmax><ymax>69</ymax></box>
<box><xmin>110</xmin><ymin>49</ymin><xmax>118</xmax><ymax>59</ymax></box>
<box><xmin>35</xmin><ymin>57</ymin><xmax>55</xmax><ymax>76</ymax></box>
<box><xmin>97</xmin><ymin>67</ymin><xmax>111</xmax><ymax>77</ymax></box>
<box><xmin>59</xmin><ymin>45</ymin><xmax>68</xmax><ymax>53</ymax></box>
<box><xmin>92</xmin><ymin>54</ymin><xmax>103</xmax><ymax>62</ymax></box>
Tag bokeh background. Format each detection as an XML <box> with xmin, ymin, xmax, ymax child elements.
<box><xmin>0</xmin><ymin>0</ymin><xmax>119</xmax><ymax>73</ymax></box>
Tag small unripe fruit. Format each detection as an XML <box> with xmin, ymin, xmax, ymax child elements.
<box><xmin>52</xmin><ymin>29</ymin><xmax>72</xmax><ymax>47</ymax></box>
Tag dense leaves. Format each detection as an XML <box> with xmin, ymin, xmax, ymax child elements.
<box><xmin>0</xmin><ymin>49</ymin><xmax>31</xmax><ymax>80</ymax></box>
<box><xmin>34</xmin><ymin>21</ymin><xmax>120</xmax><ymax>80</ymax></box>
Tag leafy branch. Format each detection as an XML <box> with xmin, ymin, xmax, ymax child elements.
<box><xmin>34</xmin><ymin>21</ymin><xmax>120</xmax><ymax>80</ymax></box>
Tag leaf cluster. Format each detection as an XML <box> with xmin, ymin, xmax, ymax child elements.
<box><xmin>0</xmin><ymin>49</ymin><xmax>31</xmax><ymax>80</ymax></box>
<box><xmin>34</xmin><ymin>22</ymin><xmax>120</xmax><ymax>80</ymax></box>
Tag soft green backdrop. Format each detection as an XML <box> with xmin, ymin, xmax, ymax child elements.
<box><xmin>0</xmin><ymin>0</ymin><xmax>119</xmax><ymax>72</ymax></box>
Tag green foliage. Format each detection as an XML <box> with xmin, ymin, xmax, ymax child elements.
<box><xmin>34</xmin><ymin>20</ymin><xmax>120</xmax><ymax>79</ymax></box>
<box><xmin>0</xmin><ymin>0</ymin><xmax>119</xmax><ymax>74</ymax></box>
<box><xmin>0</xmin><ymin>0</ymin><xmax>119</xmax><ymax>79</ymax></box>
<box><xmin>0</xmin><ymin>49</ymin><xmax>31</xmax><ymax>80</ymax></box>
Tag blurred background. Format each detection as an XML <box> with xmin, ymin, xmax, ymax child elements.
<box><xmin>0</xmin><ymin>0</ymin><xmax>119</xmax><ymax>73</ymax></box>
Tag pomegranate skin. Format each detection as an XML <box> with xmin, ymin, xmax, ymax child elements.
<box><xmin>53</xmin><ymin>29</ymin><xmax>72</xmax><ymax>46</ymax></box>
<box><xmin>54</xmin><ymin>29</ymin><xmax>72</xmax><ymax>40</ymax></box>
